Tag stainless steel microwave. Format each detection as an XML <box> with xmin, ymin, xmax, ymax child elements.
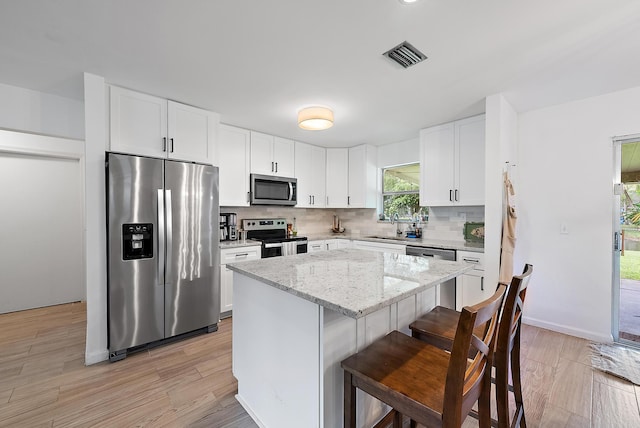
<box><xmin>250</xmin><ymin>174</ymin><xmax>297</xmax><ymax>206</ymax></box>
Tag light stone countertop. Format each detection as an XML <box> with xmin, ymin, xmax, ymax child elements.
<box><xmin>305</xmin><ymin>232</ymin><xmax>484</xmax><ymax>253</ymax></box>
<box><xmin>227</xmin><ymin>248</ymin><xmax>474</xmax><ymax>319</ymax></box>
<box><xmin>219</xmin><ymin>239</ymin><xmax>262</xmax><ymax>249</ymax></box>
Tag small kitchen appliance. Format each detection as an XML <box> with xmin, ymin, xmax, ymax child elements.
<box><xmin>250</xmin><ymin>174</ymin><xmax>297</xmax><ymax>206</ymax></box>
<box><xmin>243</xmin><ymin>218</ymin><xmax>307</xmax><ymax>258</ymax></box>
<box><xmin>220</xmin><ymin>212</ymin><xmax>238</xmax><ymax>241</ymax></box>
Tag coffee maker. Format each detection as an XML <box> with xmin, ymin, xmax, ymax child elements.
<box><xmin>219</xmin><ymin>213</ymin><xmax>237</xmax><ymax>241</ymax></box>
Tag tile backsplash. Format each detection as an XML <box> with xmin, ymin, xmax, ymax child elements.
<box><xmin>221</xmin><ymin>205</ymin><xmax>484</xmax><ymax>241</ymax></box>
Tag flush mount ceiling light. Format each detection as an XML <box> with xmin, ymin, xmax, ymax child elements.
<box><xmin>298</xmin><ymin>106</ymin><xmax>334</xmax><ymax>131</ymax></box>
<box><xmin>399</xmin><ymin>0</ymin><xmax>419</xmax><ymax>4</ymax></box>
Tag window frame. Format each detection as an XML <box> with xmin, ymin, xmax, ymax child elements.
<box><xmin>380</xmin><ymin>162</ymin><xmax>423</xmax><ymax>222</ymax></box>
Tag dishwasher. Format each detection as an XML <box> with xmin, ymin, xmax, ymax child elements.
<box><xmin>406</xmin><ymin>246</ymin><xmax>456</xmax><ymax>309</ymax></box>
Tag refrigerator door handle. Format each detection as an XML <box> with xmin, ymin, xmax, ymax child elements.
<box><xmin>165</xmin><ymin>189</ymin><xmax>173</xmax><ymax>281</ymax></box>
<box><xmin>157</xmin><ymin>189</ymin><xmax>165</xmax><ymax>284</ymax></box>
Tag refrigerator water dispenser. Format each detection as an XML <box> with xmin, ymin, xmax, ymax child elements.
<box><xmin>122</xmin><ymin>223</ymin><xmax>153</xmax><ymax>260</ymax></box>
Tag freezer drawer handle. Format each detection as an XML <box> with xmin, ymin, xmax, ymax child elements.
<box><xmin>157</xmin><ymin>189</ymin><xmax>165</xmax><ymax>283</ymax></box>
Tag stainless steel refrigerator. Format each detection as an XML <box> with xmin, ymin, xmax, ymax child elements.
<box><xmin>106</xmin><ymin>153</ymin><xmax>220</xmax><ymax>362</ymax></box>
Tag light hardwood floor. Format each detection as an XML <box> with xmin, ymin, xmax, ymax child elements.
<box><xmin>1</xmin><ymin>302</ymin><xmax>639</xmax><ymax>427</ymax></box>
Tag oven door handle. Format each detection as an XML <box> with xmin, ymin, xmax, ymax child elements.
<box><xmin>264</xmin><ymin>242</ymin><xmax>284</xmax><ymax>249</ymax></box>
<box><xmin>296</xmin><ymin>240</ymin><xmax>308</xmax><ymax>245</ymax></box>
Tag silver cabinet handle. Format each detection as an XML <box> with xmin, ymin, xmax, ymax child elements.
<box><xmin>455</xmin><ymin>189</ymin><xmax>459</xmax><ymax>201</ymax></box>
<box><xmin>235</xmin><ymin>253</ymin><xmax>249</xmax><ymax>258</ymax></box>
<box><xmin>157</xmin><ymin>189</ymin><xmax>165</xmax><ymax>284</ymax></box>
<box><xmin>463</xmin><ymin>258</ymin><xmax>480</xmax><ymax>264</ymax></box>
<box><xmin>247</xmin><ymin>192</ymin><xmax>250</xmax><ymax>203</ymax></box>
<box><xmin>271</xmin><ymin>161</ymin><xmax>274</xmax><ymax>172</ymax></box>
<box><xmin>480</xmin><ymin>276</ymin><xmax>484</xmax><ymax>291</ymax></box>
<box><xmin>275</xmin><ymin>162</ymin><xmax>278</xmax><ymax>173</ymax></box>
<box><xmin>309</xmin><ymin>195</ymin><xmax>312</xmax><ymax>205</ymax></box>
<box><xmin>170</xmin><ymin>138</ymin><xmax>174</xmax><ymax>153</ymax></box>
<box><xmin>449</xmin><ymin>190</ymin><xmax>453</xmax><ymax>202</ymax></box>
<box><xmin>312</xmin><ymin>195</ymin><xmax>315</xmax><ymax>205</ymax></box>
<box><xmin>162</xmin><ymin>137</ymin><xmax>167</xmax><ymax>152</ymax></box>
<box><xmin>348</xmin><ymin>196</ymin><xmax>350</xmax><ymax>205</ymax></box>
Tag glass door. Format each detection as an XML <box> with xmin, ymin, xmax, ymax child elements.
<box><xmin>613</xmin><ymin>136</ymin><xmax>640</xmax><ymax>346</ymax></box>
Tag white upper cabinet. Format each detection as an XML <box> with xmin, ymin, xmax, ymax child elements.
<box><xmin>295</xmin><ymin>141</ymin><xmax>326</xmax><ymax>208</ymax></box>
<box><xmin>325</xmin><ymin>148</ymin><xmax>349</xmax><ymax>208</ymax></box>
<box><xmin>420</xmin><ymin>115</ymin><xmax>485</xmax><ymax>206</ymax></box>
<box><xmin>110</xmin><ymin>86</ymin><xmax>167</xmax><ymax>158</ymax></box>
<box><xmin>219</xmin><ymin>124</ymin><xmax>251</xmax><ymax>207</ymax></box>
<box><xmin>109</xmin><ymin>86</ymin><xmax>219</xmax><ymax>165</ymax></box>
<box><xmin>348</xmin><ymin>144</ymin><xmax>377</xmax><ymax>208</ymax></box>
<box><xmin>167</xmin><ymin>101</ymin><xmax>219</xmax><ymax>165</ymax></box>
<box><xmin>250</xmin><ymin>131</ymin><xmax>295</xmax><ymax>177</ymax></box>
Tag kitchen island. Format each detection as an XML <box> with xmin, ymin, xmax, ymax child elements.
<box><xmin>228</xmin><ymin>248</ymin><xmax>473</xmax><ymax>428</ymax></box>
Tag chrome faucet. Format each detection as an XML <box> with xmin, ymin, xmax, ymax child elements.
<box><xmin>391</xmin><ymin>213</ymin><xmax>403</xmax><ymax>235</ymax></box>
<box><xmin>391</xmin><ymin>213</ymin><xmax>399</xmax><ymax>224</ymax></box>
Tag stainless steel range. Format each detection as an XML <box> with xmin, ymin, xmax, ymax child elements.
<box><xmin>243</xmin><ymin>218</ymin><xmax>308</xmax><ymax>258</ymax></box>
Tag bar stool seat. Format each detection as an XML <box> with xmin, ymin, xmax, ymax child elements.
<box><xmin>410</xmin><ymin>264</ymin><xmax>533</xmax><ymax>428</ymax></box>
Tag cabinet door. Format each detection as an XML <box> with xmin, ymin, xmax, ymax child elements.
<box><xmin>310</xmin><ymin>145</ymin><xmax>326</xmax><ymax>208</ymax></box>
<box><xmin>221</xmin><ymin>265</ymin><xmax>234</xmax><ymax>315</ymax></box>
<box><xmin>348</xmin><ymin>145</ymin><xmax>376</xmax><ymax>208</ymax></box>
<box><xmin>326</xmin><ymin>148</ymin><xmax>349</xmax><ymax>207</ymax></box>
<box><xmin>294</xmin><ymin>141</ymin><xmax>313</xmax><ymax>208</ymax></box>
<box><xmin>219</xmin><ymin>125</ymin><xmax>250</xmax><ymax>206</ymax></box>
<box><xmin>455</xmin><ymin>116</ymin><xmax>485</xmax><ymax>206</ymax></box>
<box><xmin>167</xmin><ymin>101</ymin><xmax>218</xmax><ymax>165</ymax></box>
<box><xmin>457</xmin><ymin>274</ymin><xmax>487</xmax><ymax>309</ymax></box>
<box><xmin>420</xmin><ymin>123</ymin><xmax>455</xmax><ymax>206</ymax></box>
<box><xmin>110</xmin><ymin>86</ymin><xmax>167</xmax><ymax>158</ymax></box>
<box><xmin>308</xmin><ymin>240</ymin><xmax>326</xmax><ymax>252</ymax></box>
<box><xmin>273</xmin><ymin>137</ymin><xmax>295</xmax><ymax>177</ymax></box>
<box><xmin>250</xmin><ymin>131</ymin><xmax>275</xmax><ymax>174</ymax></box>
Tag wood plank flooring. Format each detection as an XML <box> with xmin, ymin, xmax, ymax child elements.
<box><xmin>1</xmin><ymin>302</ymin><xmax>639</xmax><ymax>427</ymax></box>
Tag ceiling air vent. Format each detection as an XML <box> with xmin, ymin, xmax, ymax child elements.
<box><xmin>383</xmin><ymin>41</ymin><xmax>427</xmax><ymax>68</ymax></box>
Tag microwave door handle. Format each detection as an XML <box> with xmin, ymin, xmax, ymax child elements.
<box><xmin>288</xmin><ymin>182</ymin><xmax>294</xmax><ymax>201</ymax></box>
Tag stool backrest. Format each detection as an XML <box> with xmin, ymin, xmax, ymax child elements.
<box><xmin>444</xmin><ymin>283</ymin><xmax>507</xmax><ymax>426</ymax></box>
<box><xmin>498</xmin><ymin>264</ymin><xmax>533</xmax><ymax>356</ymax></box>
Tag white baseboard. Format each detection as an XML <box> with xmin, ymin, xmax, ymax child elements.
<box><xmin>235</xmin><ymin>394</ymin><xmax>266</xmax><ymax>428</ymax></box>
<box><xmin>522</xmin><ymin>316</ymin><xmax>613</xmax><ymax>343</ymax></box>
<box><xmin>84</xmin><ymin>349</ymin><xmax>109</xmax><ymax>365</ymax></box>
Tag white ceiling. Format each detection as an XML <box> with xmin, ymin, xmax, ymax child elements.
<box><xmin>1</xmin><ymin>0</ymin><xmax>640</xmax><ymax>147</ymax></box>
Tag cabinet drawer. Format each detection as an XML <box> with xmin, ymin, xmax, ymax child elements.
<box><xmin>221</xmin><ymin>246</ymin><xmax>261</xmax><ymax>264</ymax></box>
<box><xmin>457</xmin><ymin>251</ymin><xmax>484</xmax><ymax>273</ymax></box>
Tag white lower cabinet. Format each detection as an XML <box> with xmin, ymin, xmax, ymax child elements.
<box><xmin>220</xmin><ymin>245</ymin><xmax>261</xmax><ymax>317</ymax></box>
<box><xmin>352</xmin><ymin>240</ymin><xmax>405</xmax><ymax>254</ymax></box>
<box><xmin>455</xmin><ymin>251</ymin><xmax>486</xmax><ymax>311</ymax></box>
<box><xmin>326</xmin><ymin>239</ymin><xmax>352</xmax><ymax>250</ymax></box>
<box><xmin>308</xmin><ymin>240</ymin><xmax>326</xmax><ymax>252</ymax></box>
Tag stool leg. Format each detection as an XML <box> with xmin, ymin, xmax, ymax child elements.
<box><xmin>511</xmin><ymin>328</ymin><xmax>526</xmax><ymax>428</ymax></box>
<box><xmin>344</xmin><ymin>371</ymin><xmax>356</xmax><ymax>428</ymax></box>
<box><xmin>495</xmin><ymin>352</ymin><xmax>510</xmax><ymax>428</ymax></box>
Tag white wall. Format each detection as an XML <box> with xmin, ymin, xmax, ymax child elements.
<box><xmin>0</xmin><ymin>82</ymin><xmax>84</xmax><ymax>140</ymax></box>
<box><xmin>83</xmin><ymin>73</ymin><xmax>109</xmax><ymax>364</ymax></box>
<box><xmin>485</xmin><ymin>95</ymin><xmax>518</xmax><ymax>292</ymax></box>
<box><xmin>515</xmin><ymin>85</ymin><xmax>640</xmax><ymax>342</ymax></box>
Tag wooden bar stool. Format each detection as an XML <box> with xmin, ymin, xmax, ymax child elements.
<box><xmin>341</xmin><ymin>284</ymin><xmax>507</xmax><ymax>428</ymax></box>
<box><xmin>410</xmin><ymin>264</ymin><xmax>533</xmax><ymax>428</ymax></box>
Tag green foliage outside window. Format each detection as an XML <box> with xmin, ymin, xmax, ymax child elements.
<box><xmin>382</xmin><ymin>163</ymin><xmax>427</xmax><ymax>221</ymax></box>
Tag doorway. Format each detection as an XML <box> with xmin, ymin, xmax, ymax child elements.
<box><xmin>614</xmin><ymin>138</ymin><xmax>640</xmax><ymax>345</ymax></box>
